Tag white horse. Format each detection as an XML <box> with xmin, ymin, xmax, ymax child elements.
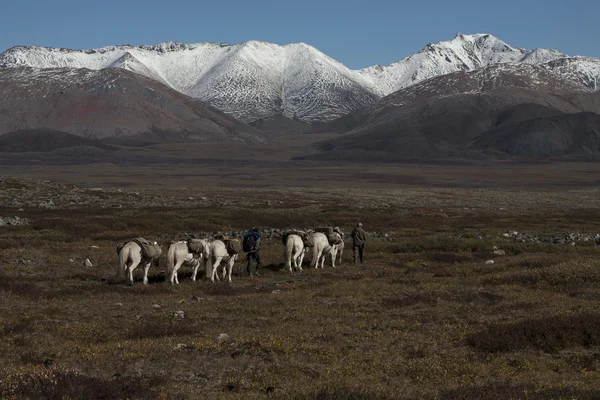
<box><xmin>284</xmin><ymin>234</ymin><xmax>306</xmax><ymax>273</ymax></box>
<box><xmin>310</xmin><ymin>232</ymin><xmax>343</xmax><ymax>269</ymax></box>
<box><xmin>203</xmin><ymin>239</ymin><xmax>238</xmax><ymax>283</ymax></box>
<box><xmin>332</xmin><ymin>227</ymin><xmax>345</xmax><ymax>266</ymax></box>
<box><xmin>116</xmin><ymin>241</ymin><xmax>161</xmax><ymax>285</ymax></box>
<box><xmin>165</xmin><ymin>241</ymin><xmax>203</xmax><ymax>284</ymax></box>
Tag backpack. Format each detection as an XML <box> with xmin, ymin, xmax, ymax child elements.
<box><xmin>243</xmin><ymin>234</ymin><xmax>257</xmax><ymax>252</ymax></box>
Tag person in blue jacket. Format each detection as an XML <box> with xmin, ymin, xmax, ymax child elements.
<box><xmin>243</xmin><ymin>227</ymin><xmax>262</xmax><ymax>276</ymax></box>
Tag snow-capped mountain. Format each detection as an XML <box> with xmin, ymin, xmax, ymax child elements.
<box><xmin>378</xmin><ymin>63</ymin><xmax>588</xmax><ymax>109</ymax></box>
<box><xmin>358</xmin><ymin>34</ymin><xmax>567</xmax><ymax>94</ymax></box>
<box><xmin>541</xmin><ymin>57</ymin><xmax>600</xmax><ymax>91</ymax></box>
<box><xmin>1</xmin><ymin>34</ymin><xmax>597</xmax><ymax>123</ymax></box>
<box><xmin>0</xmin><ymin>41</ymin><xmax>379</xmax><ymax>122</ymax></box>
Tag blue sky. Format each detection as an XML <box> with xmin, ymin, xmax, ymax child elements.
<box><xmin>1</xmin><ymin>0</ymin><xmax>598</xmax><ymax>69</ymax></box>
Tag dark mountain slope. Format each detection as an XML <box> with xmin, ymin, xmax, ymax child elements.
<box><xmin>0</xmin><ymin>128</ymin><xmax>117</xmax><ymax>152</ymax></box>
<box><xmin>0</xmin><ymin>67</ymin><xmax>265</xmax><ymax>145</ymax></box>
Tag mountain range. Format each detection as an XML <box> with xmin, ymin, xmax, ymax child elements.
<box><xmin>2</xmin><ymin>33</ymin><xmax>600</xmax><ymax>161</ymax></box>
<box><xmin>309</xmin><ymin>63</ymin><xmax>600</xmax><ymax>161</ymax></box>
<box><xmin>2</xmin><ymin>33</ymin><xmax>599</xmax><ymax>124</ymax></box>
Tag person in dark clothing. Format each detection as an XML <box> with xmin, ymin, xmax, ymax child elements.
<box><xmin>351</xmin><ymin>223</ymin><xmax>367</xmax><ymax>264</ymax></box>
<box><xmin>243</xmin><ymin>228</ymin><xmax>262</xmax><ymax>276</ymax></box>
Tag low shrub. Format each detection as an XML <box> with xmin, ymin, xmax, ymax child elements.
<box><xmin>467</xmin><ymin>313</ymin><xmax>600</xmax><ymax>353</ymax></box>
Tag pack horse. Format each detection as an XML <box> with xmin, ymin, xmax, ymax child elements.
<box><xmin>165</xmin><ymin>239</ymin><xmax>205</xmax><ymax>284</ymax></box>
<box><xmin>166</xmin><ymin>238</ymin><xmax>241</xmax><ymax>284</ymax></box>
<box><xmin>116</xmin><ymin>237</ymin><xmax>162</xmax><ymax>285</ymax></box>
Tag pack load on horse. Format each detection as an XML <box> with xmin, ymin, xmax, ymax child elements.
<box><xmin>281</xmin><ymin>229</ymin><xmax>313</xmax><ymax>248</ymax></box>
<box><xmin>117</xmin><ymin>237</ymin><xmax>162</xmax><ymax>260</ymax></box>
<box><xmin>315</xmin><ymin>227</ymin><xmax>343</xmax><ymax>247</ymax></box>
<box><xmin>214</xmin><ymin>234</ymin><xmax>241</xmax><ymax>256</ymax></box>
<box><xmin>224</xmin><ymin>238</ymin><xmax>241</xmax><ymax>256</ymax></box>
<box><xmin>186</xmin><ymin>239</ymin><xmax>205</xmax><ymax>257</ymax></box>
<box><xmin>327</xmin><ymin>232</ymin><xmax>343</xmax><ymax>246</ymax></box>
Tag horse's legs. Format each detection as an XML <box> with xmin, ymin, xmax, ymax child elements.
<box><xmin>297</xmin><ymin>250</ymin><xmax>305</xmax><ymax>271</ymax></box>
<box><xmin>284</xmin><ymin>246</ymin><xmax>292</xmax><ymax>273</ymax></box>
<box><xmin>290</xmin><ymin>250</ymin><xmax>297</xmax><ymax>272</ymax></box>
<box><xmin>288</xmin><ymin>250</ymin><xmax>294</xmax><ymax>273</ymax></box>
<box><xmin>175</xmin><ymin>259</ymin><xmax>184</xmax><ymax>284</ymax></box>
<box><xmin>310</xmin><ymin>246</ymin><xmax>318</xmax><ymax>268</ymax></box>
<box><xmin>331</xmin><ymin>247</ymin><xmax>337</xmax><ymax>268</ymax></box>
<box><xmin>121</xmin><ymin>262</ymin><xmax>129</xmax><ymax>282</ymax></box>
<box><xmin>191</xmin><ymin>257</ymin><xmax>202</xmax><ymax>282</ymax></box>
<box><xmin>221</xmin><ymin>260</ymin><xmax>227</xmax><ymax>281</ymax></box>
<box><xmin>315</xmin><ymin>249</ymin><xmax>323</xmax><ymax>269</ymax></box>
<box><xmin>338</xmin><ymin>247</ymin><xmax>343</xmax><ymax>266</ymax></box>
<box><xmin>143</xmin><ymin>261</ymin><xmax>151</xmax><ymax>285</ymax></box>
<box><xmin>225</xmin><ymin>257</ymin><xmax>235</xmax><ymax>282</ymax></box>
<box><xmin>211</xmin><ymin>256</ymin><xmax>223</xmax><ymax>282</ymax></box>
<box><xmin>169</xmin><ymin>259</ymin><xmax>183</xmax><ymax>284</ymax></box>
<box><xmin>319</xmin><ymin>250</ymin><xmax>327</xmax><ymax>268</ymax></box>
<box><xmin>127</xmin><ymin>259</ymin><xmax>140</xmax><ymax>285</ymax></box>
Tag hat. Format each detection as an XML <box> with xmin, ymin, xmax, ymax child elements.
<box><xmin>357</xmin><ymin>223</ymin><xmax>363</xmax><ymax>227</ymax></box>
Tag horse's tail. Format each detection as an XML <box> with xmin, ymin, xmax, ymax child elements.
<box><xmin>166</xmin><ymin>242</ymin><xmax>177</xmax><ymax>282</ymax></box>
<box><xmin>117</xmin><ymin>243</ymin><xmax>129</xmax><ymax>280</ymax></box>
<box><xmin>285</xmin><ymin>235</ymin><xmax>294</xmax><ymax>269</ymax></box>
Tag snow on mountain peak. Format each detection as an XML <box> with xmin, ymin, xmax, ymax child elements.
<box><xmin>0</xmin><ymin>34</ymin><xmax>597</xmax><ymax>122</ymax></box>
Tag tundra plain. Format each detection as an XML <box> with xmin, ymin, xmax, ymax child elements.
<box><xmin>1</xmin><ymin>166</ymin><xmax>600</xmax><ymax>399</ymax></box>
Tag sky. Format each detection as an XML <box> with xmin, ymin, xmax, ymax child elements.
<box><xmin>1</xmin><ymin>0</ymin><xmax>599</xmax><ymax>69</ymax></box>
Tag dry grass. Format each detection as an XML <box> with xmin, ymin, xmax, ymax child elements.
<box><xmin>1</xmin><ymin>178</ymin><xmax>600</xmax><ymax>399</ymax></box>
